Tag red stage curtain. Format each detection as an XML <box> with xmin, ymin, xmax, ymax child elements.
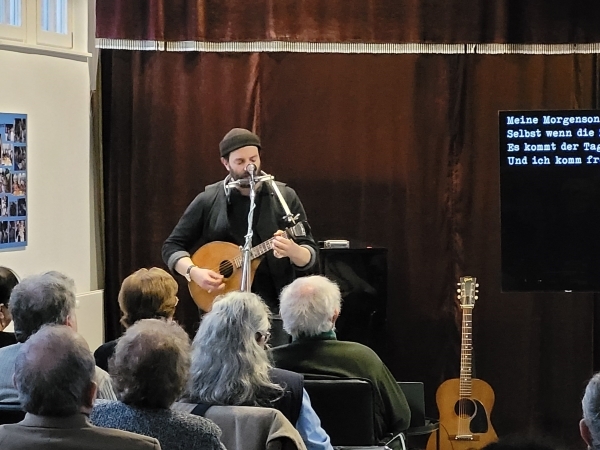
<box><xmin>101</xmin><ymin>49</ymin><xmax>598</xmax><ymax>443</ymax></box>
<box><xmin>96</xmin><ymin>0</ymin><xmax>600</xmax><ymax>44</ymax></box>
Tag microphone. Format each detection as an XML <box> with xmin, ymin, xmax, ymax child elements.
<box><xmin>245</xmin><ymin>163</ymin><xmax>257</xmax><ymax>182</ymax></box>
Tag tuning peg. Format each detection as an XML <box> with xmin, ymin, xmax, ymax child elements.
<box><xmin>476</xmin><ymin>283</ymin><xmax>479</xmax><ymax>287</ymax></box>
<box><xmin>456</xmin><ymin>289</ymin><xmax>461</xmax><ymax>293</ymax></box>
<box><xmin>456</xmin><ymin>283</ymin><xmax>460</xmax><ymax>286</ymax></box>
<box><xmin>474</xmin><ymin>296</ymin><xmax>478</xmax><ymax>299</ymax></box>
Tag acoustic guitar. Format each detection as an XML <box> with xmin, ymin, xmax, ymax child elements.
<box><xmin>426</xmin><ymin>276</ymin><xmax>497</xmax><ymax>450</ymax></box>
<box><xmin>188</xmin><ymin>222</ymin><xmax>307</xmax><ymax>312</ymax></box>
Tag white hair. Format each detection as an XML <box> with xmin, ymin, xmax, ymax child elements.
<box><xmin>583</xmin><ymin>373</ymin><xmax>600</xmax><ymax>449</ymax></box>
<box><xmin>279</xmin><ymin>275</ymin><xmax>342</xmax><ymax>339</ymax></box>
<box><xmin>187</xmin><ymin>291</ymin><xmax>283</xmax><ymax>406</ymax></box>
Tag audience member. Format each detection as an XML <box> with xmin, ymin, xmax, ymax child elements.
<box><xmin>0</xmin><ymin>325</ymin><xmax>161</xmax><ymax>450</ymax></box>
<box><xmin>94</xmin><ymin>267</ymin><xmax>179</xmax><ymax>371</ymax></box>
<box><xmin>582</xmin><ymin>372</ymin><xmax>600</xmax><ymax>450</ymax></box>
<box><xmin>91</xmin><ymin>319</ymin><xmax>224</xmax><ymax>450</ymax></box>
<box><xmin>0</xmin><ymin>267</ymin><xmax>18</xmax><ymax>348</ymax></box>
<box><xmin>272</xmin><ymin>275</ymin><xmax>411</xmax><ymax>440</ymax></box>
<box><xmin>0</xmin><ymin>271</ymin><xmax>116</xmax><ymax>403</ymax></box>
<box><xmin>186</xmin><ymin>291</ymin><xmax>332</xmax><ymax>450</ymax></box>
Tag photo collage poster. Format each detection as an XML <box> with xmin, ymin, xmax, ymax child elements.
<box><xmin>0</xmin><ymin>112</ymin><xmax>27</xmax><ymax>249</ymax></box>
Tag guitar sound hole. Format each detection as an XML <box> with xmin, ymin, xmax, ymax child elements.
<box><xmin>219</xmin><ymin>260</ymin><xmax>234</xmax><ymax>278</ymax></box>
<box><xmin>454</xmin><ymin>398</ymin><xmax>477</xmax><ymax>419</ymax></box>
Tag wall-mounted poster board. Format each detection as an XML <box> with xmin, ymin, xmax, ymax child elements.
<box><xmin>0</xmin><ymin>113</ymin><xmax>27</xmax><ymax>249</ymax></box>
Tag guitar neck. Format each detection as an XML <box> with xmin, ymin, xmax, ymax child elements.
<box><xmin>232</xmin><ymin>231</ymin><xmax>288</xmax><ymax>268</ymax></box>
<box><xmin>459</xmin><ymin>307</ymin><xmax>473</xmax><ymax>398</ymax></box>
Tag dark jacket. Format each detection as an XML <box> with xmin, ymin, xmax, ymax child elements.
<box><xmin>185</xmin><ymin>367</ymin><xmax>304</xmax><ymax>427</ymax></box>
<box><xmin>271</xmin><ymin>332</ymin><xmax>411</xmax><ymax>438</ymax></box>
<box><xmin>162</xmin><ymin>179</ymin><xmax>318</xmax><ymax>308</ymax></box>
<box><xmin>269</xmin><ymin>367</ymin><xmax>303</xmax><ymax>426</ymax></box>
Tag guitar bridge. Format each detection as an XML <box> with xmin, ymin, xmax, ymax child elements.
<box><xmin>450</xmin><ymin>435</ymin><xmax>478</xmax><ymax>441</ymax></box>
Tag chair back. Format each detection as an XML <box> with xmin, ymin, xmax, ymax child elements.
<box><xmin>398</xmin><ymin>382</ymin><xmax>426</xmax><ymax>428</ymax></box>
<box><xmin>0</xmin><ymin>403</ymin><xmax>25</xmax><ymax>425</ymax></box>
<box><xmin>172</xmin><ymin>403</ymin><xmax>306</xmax><ymax>450</ymax></box>
<box><xmin>303</xmin><ymin>378</ymin><xmax>377</xmax><ymax>446</ymax></box>
<box><xmin>397</xmin><ymin>381</ymin><xmax>439</xmax><ymax>450</ymax></box>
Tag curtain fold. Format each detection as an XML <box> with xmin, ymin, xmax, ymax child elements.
<box><xmin>90</xmin><ymin>60</ymin><xmax>106</xmax><ymax>293</ymax></box>
<box><xmin>101</xmin><ymin>50</ymin><xmax>261</xmax><ymax>339</ymax></box>
<box><xmin>96</xmin><ymin>0</ymin><xmax>600</xmax><ymax>44</ymax></box>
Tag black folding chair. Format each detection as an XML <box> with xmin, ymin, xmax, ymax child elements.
<box><xmin>304</xmin><ymin>377</ymin><xmax>397</xmax><ymax>449</ymax></box>
<box><xmin>398</xmin><ymin>382</ymin><xmax>439</xmax><ymax>450</ymax></box>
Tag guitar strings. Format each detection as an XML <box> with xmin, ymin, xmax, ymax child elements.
<box><xmin>203</xmin><ymin>235</ymin><xmax>283</xmax><ymax>275</ymax></box>
<box><xmin>458</xmin><ymin>306</ymin><xmax>470</xmax><ymax>437</ymax></box>
<box><xmin>206</xmin><ymin>259</ymin><xmax>234</xmax><ymax>275</ymax></box>
<box><xmin>197</xmin><ymin>230</ymin><xmax>294</xmax><ymax>277</ymax></box>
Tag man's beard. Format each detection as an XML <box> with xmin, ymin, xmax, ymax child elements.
<box><xmin>229</xmin><ymin>165</ymin><xmax>261</xmax><ymax>183</ymax></box>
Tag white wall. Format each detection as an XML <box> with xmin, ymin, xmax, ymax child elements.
<box><xmin>0</xmin><ymin>50</ymin><xmax>95</xmax><ymax>286</ymax></box>
<box><xmin>0</xmin><ymin>7</ymin><xmax>104</xmax><ymax>346</ymax></box>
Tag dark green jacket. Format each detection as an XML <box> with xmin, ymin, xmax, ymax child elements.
<box><xmin>271</xmin><ymin>332</ymin><xmax>411</xmax><ymax>439</ymax></box>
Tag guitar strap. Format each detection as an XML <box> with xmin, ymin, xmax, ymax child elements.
<box><xmin>266</xmin><ymin>177</ymin><xmax>299</xmax><ymax>225</ymax></box>
<box><xmin>223</xmin><ymin>173</ymin><xmax>299</xmax><ymax>225</ymax></box>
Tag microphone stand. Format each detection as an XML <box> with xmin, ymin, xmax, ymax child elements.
<box><xmin>226</xmin><ymin>171</ymin><xmax>274</xmax><ymax>292</ymax></box>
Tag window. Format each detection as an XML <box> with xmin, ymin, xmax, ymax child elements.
<box><xmin>40</xmin><ymin>0</ymin><xmax>67</xmax><ymax>34</ymax></box>
<box><xmin>0</xmin><ymin>0</ymin><xmax>85</xmax><ymax>54</ymax></box>
<box><xmin>0</xmin><ymin>0</ymin><xmax>25</xmax><ymax>41</ymax></box>
<box><xmin>0</xmin><ymin>0</ymin><xmax>22</xmax><ymax>26</ymax></box>
<box><xmin>37</xmin><ymin>0</ymin><xmax>72</xmax><ymax>48</ymax></box>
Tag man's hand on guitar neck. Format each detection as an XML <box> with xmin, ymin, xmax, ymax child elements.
<box><xmin>175</xmin><ymin>257</ymin><xmax>225</xmax><ymax>293</ymax></box>
<box><xmin>272</xmin><ymin>230</ymin><xmax>312</xmax><ymax>267</ymax></box>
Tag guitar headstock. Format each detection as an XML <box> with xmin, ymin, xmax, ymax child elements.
<box><xmin>286</xmin><ymin>222</ymin><xmax>307</xmax><ymax>239</ymax></box>
<box><xmin>457</xmin><ymin>276</ymin><xmax>478</xmax><ymax>309</ymax></box>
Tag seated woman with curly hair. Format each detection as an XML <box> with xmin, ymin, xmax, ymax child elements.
<box><xmin>91</xmin><ymin>319</ymin><xmax>224</xmax><ymax>450</ymax></box>
<box><xmin>94</xmin><ymin>267</ymin><xmax>179</xmax><ymax>371</ymax></box>
<box><xmin>185</xmin><ymin>291</ymin><xmax>333</xmax><ymax>450</ymax></box>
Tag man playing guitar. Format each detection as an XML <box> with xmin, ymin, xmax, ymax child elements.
<box><xmin>162</xmin><ymin>128</ymin><xmax>318</xmax><ymax>312</ymax></box>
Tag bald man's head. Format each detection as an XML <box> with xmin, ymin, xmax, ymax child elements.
<box><xmin>14</xmin><ymin>325</ymin><xmax>95</xmax><ymax>416</ymax></box>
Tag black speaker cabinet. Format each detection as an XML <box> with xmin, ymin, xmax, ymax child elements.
<box><xmin>319</xmin><ymin>248</ymin><xmax>387</xmax><ymax>355</ymax></box>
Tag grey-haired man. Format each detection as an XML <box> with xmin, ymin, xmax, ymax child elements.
<box><xmin>0</xmin><ymin>271</ymin><xmax>116</xmax><ymax>403</ymax></box>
